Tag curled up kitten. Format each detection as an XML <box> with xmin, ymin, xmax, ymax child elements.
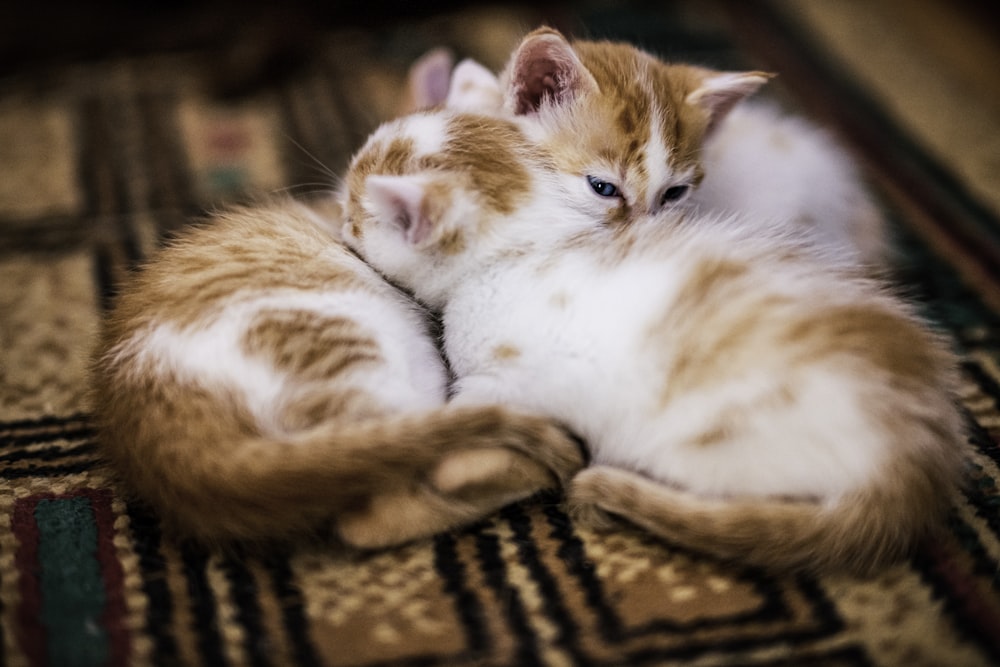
<box><xmin>341</xmin><ymin>108</ymin><xmax>966</xmax><ymax>575</ymax></box>
<box><xmin>90</xmin><ymin>200</ymin><xmax>584</xmax><ymax>546</ymax></box>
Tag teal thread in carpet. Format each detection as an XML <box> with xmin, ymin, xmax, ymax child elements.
<box><xmin>36</xmin><ymin>497</ymin><xmax>109</xmax><ymax>667</ymax></box>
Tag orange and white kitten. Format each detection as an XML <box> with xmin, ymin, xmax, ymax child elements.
<box><xmin>341</xmin><ymin>108</ymin><xmax>965</xmax><ymax>575</ymax></box>
<box><xmin>90</xmin><ymin>200</ymin><xmax>584</xmax><ymax>546</ymax></box>
<box><xmin>423</xmin><ymin>28</ymin><xmax>887</xmax><ymax>268</ymax></box>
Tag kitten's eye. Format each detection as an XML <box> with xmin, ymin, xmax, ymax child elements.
<box><xmin>660</xmin><ymin>185</ymin><xmax>690</xmax><ymax>205</ymax></box>
<box><xmin>587</xmin><ymin>175</ymin><xmax>620</xmax><ymax>198</ymax></box>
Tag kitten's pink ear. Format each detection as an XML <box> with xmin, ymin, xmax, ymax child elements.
<box><xmin>502</xmin><ymin>27</ymin><xmax>598</xmax><ymax>115</ymax></box>
<box><xmin>398</xmin><ymin>48</ymin><xmax>455</xmax><ymax>114</ymax></box>
<box><xmin>364</xmin><ymin>175</ymin><xmax>433</xmax><ymax>244</ymax></box>
<box><xmin>446</xmin><ymin>59</ymin><xmax>503</xmax><ymax>111</ymax></box>
<box><xmin>686</xmin><ymin>70</ymin><xmax>774</xmax><ymax>134</ymax></box>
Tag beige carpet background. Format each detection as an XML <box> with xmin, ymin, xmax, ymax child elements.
<box><xmin>1</xmin><ymin>2</ymin><xmax>999</xmax><ymax>665</ymax></box>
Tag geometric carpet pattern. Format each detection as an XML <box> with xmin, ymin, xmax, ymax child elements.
<box><xmin>1</xmin><ymin>2</ymin><xmax>999</xmax><ymax>664</ymax></box>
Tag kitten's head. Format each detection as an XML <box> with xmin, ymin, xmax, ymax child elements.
<box><xmin>493</xmin><ymin>27</ymin><xmax>771</xmax><ymax>226</ymax></box>
<box><xmin>340</xmin><ymin>110</ymin><xmax>566</xmax><ymax>304</ymax></box>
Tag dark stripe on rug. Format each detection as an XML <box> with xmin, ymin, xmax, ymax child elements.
<box><xmin>501</xmin><ymin>502</ymin><xmax>588</xmax><ymax>665</ymax></box>
<box><xmin>1</xmin><ymin>464</ymin><xmax>96</xmax><ymax>480</ymax></box>
<box><xmin>543</xmin><ymin>494</ymin><xmax>838</xmax><ymax>659</ymax></box>
<box><xmin>432</xmin><ymin>531</ymin><xmax>490</xmax><ymax>656</ymax></box>
<box><xmin>76</xmin><ymin>97</ymin><xmax>140</xmax><ymax>264</ymax></box>
<box><xmin>614</xmin><ymin>575</ymin><xmax>847</xmax><ymax>664</ymax></box>
<box><xmin>913</xmin><ymin>517</ymin><xmax>1000</xmax><ymax>664</ymax></box>
<box><xmin>0</xmin><ymin>434</ymin><xmax>96</xmax><ymax>463</ymax></box>
<box><xmin>0</xmin><ymin>213</ymin><xmax>94</xmax><ymax>255</ymax></box>
<box><xmin>93</xmin><ymin>240</ymin><xmax>131</xmax><ymax>312</ymax></box>
<box><xmin>956</xmin><ymin>427</ymin><xmax>1000</xmax><ymax>549</ymax></box>
<box><xmin>787</xmin><ymin>575</ymin><xmax>848</xmax><ymax>644</ymax></box>
<box><xmin>136</xmin><ymin>93</ymin><xmax>200</xmax><ymax>218</ymax></box>
<box><xmin>0</xmin><ymin>413</ymin><xmax>92</xmax><ymax>432</ymax></box>
<box><xmin>541</xmin><ymin>500</ymin><xmax>625</xmax><ymax>644</ymax></box>
<box><xmin>657</xmin><ymin>571</ymin><xmax>825</xmax><ymax>633</ymax></box>
<box><xmin>220</xmin><ymin>552</ymin><xmax>272</xmax><ymax>667</ymax></box>
<box><xmin>123</xmin><ymin>500</ymin><xmax>181</xmax><ymax>665</ymax></box>
<box><xmin>260</xmin><ymin>550</ymin><xmax>323</xmax><ymax>667</ymax></box>
<box><xmin>965</xmin><ymin>361</ymin><xmax>1000</xmax><ymax>423</ymax></box>
<box><xmin>969</xmin><ymin>424</ymin><xmax>1000</xmax><ymax>470</ymax></box>
<box><xmin>178</xmin><ymin>542</ymin><xmax>228</xmax><ymax>667</ymax></box>
<box><xmin>472</xmin><ymin>518</ymin><xmax>541</xmax><ymax>666</ymax></box>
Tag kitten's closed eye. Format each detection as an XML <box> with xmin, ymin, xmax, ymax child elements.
<box><xmin>660</xmin><ymin>185</ymin><xmax>690</xmax><ymax>205</ymax></box>
<box><xmin>587</xmin><ymin>175</ymin><xmax>620</xmax><ymax>198</ymax></box>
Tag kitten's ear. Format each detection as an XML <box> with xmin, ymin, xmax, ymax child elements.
<box><xmin>364</xmin><ymin>175</ymin><xmax>434</xmax><ymax>244</ymax></box>
<box><xmin>686</xmin><ymin>70</ymin><xmax>774</xmax><ymax>134</ymax></box>
<box><xmin>502</xmin><ymin>27</ymin><xmax>599</xmax><ymax>115</ymax></box>
<box><xmin>398</xmin><ymin>47</ymin><xmax>455</xmax><ymax>114</ymax></box>
<box><xmin>445</xmin><ymin>59</ymin><xmax>503</xmax><ymax>112</ymax></box>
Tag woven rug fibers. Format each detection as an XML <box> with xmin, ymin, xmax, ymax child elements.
<box><xmin>2</xmin><ymin>2</ymin><xmax>1000</xmax><ymax>665</ymax></box>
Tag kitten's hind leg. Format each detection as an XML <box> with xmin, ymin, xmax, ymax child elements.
<box><xmin>337</xmin><ymin>447</ymin><xmax>559</xmax><ymax>548</ymax></box>
<box><xmin>567</xmin><ymin>465</ymin><xmax>681</xmax><ymax>533</ymax></box>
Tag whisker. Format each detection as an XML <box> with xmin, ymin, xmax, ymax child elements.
<box><xmin>283</xmin><ymin>133</ymin><xmax>341</xmax><ymax>183</ymax></box>
<box><xmin>272</xmin><ymin>183</ymin><xmax>338</xmax><ymax>194</ymax></box>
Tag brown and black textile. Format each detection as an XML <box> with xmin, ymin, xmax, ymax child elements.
<box><xmin>2</xmin><ymin>1</ymin><xmax>999</xmax><ymax>665</ymax></box>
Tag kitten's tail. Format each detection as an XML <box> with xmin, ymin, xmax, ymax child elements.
<box><xmin>569</xmin><ymin>452</ymin><xmax>960</xmax><ymax>575</ymax></box>
<box><xmin>115</xmin><ymin>405</ymin><xmax>585</xmax><ymax>545</ymax></box>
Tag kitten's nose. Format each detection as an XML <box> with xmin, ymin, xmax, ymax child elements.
<box><xmin>648</xmin><ymin>197</ymin><xmax>665</xmax><ymax>217</ymax></box>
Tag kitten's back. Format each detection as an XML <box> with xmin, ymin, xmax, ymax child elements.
<box><xmin>694</xmin><ymin>102</ymin><xmax>888</xmax><ymax>267</ymax></box>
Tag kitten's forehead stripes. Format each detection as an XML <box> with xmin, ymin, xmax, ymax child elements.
<box><xmin>574</xmin><ymin>42</ymin><xmax>652</xmax><ymax>184</ymax></box>
<box><xmin>571</xmin><ymin>41</ymin><xmax>708</xmax><ymax>215</ymax></box>
<box><xmin>433</xmin><ymin>114</ymin><xmax>533</xmax><ymax>214</ymax></box>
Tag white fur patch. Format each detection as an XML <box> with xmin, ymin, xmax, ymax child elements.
<box><xmin>692</xmin><ymin>102</ymin><xmax>887</xmax><ymax>266</ymax></box>
<box><xmin>643</xmin><ymin>106</ymin><xmax>674</xmax><ymax>212</ymax></box>
<box><xmin>402</xmin><ymin>113</ymin><xmax>450</xmax><ymax>158</ymax></box>
<box><xmin>116</xmin><ymin>289</ymin><xmax>448</xmax><ymax>434</ymax></box>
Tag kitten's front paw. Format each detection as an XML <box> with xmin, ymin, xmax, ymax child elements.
<box><xmin>431</xmin><ymin>447</ymin><xmax>555</xmax><ymax>497</ymax></box>
<box><xmin>440</xmin><ymin>404</ymin><xmax>587</xmax><ymax>486</ymax></box>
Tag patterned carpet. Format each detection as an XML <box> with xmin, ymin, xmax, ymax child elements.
<box><xmin>2</xmin><ymin>1</ymin><xmax>999</xmax><ymax>665</ymax></box>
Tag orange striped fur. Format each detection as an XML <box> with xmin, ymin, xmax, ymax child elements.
<box><xmin>91</xmin><ymin>200</ymin><xmax>584</xmax><ymax>545</ymax></box>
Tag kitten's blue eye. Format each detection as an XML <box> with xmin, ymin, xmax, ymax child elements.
<box><xmin>587</xmin><ymin>175</ymin><xmax>620</xmax><ymax>198</ymax></box>
<box><xmin>661</xmin><ymin>185</ymin><xmax>690</xmax><ymax>205</ymax></box>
